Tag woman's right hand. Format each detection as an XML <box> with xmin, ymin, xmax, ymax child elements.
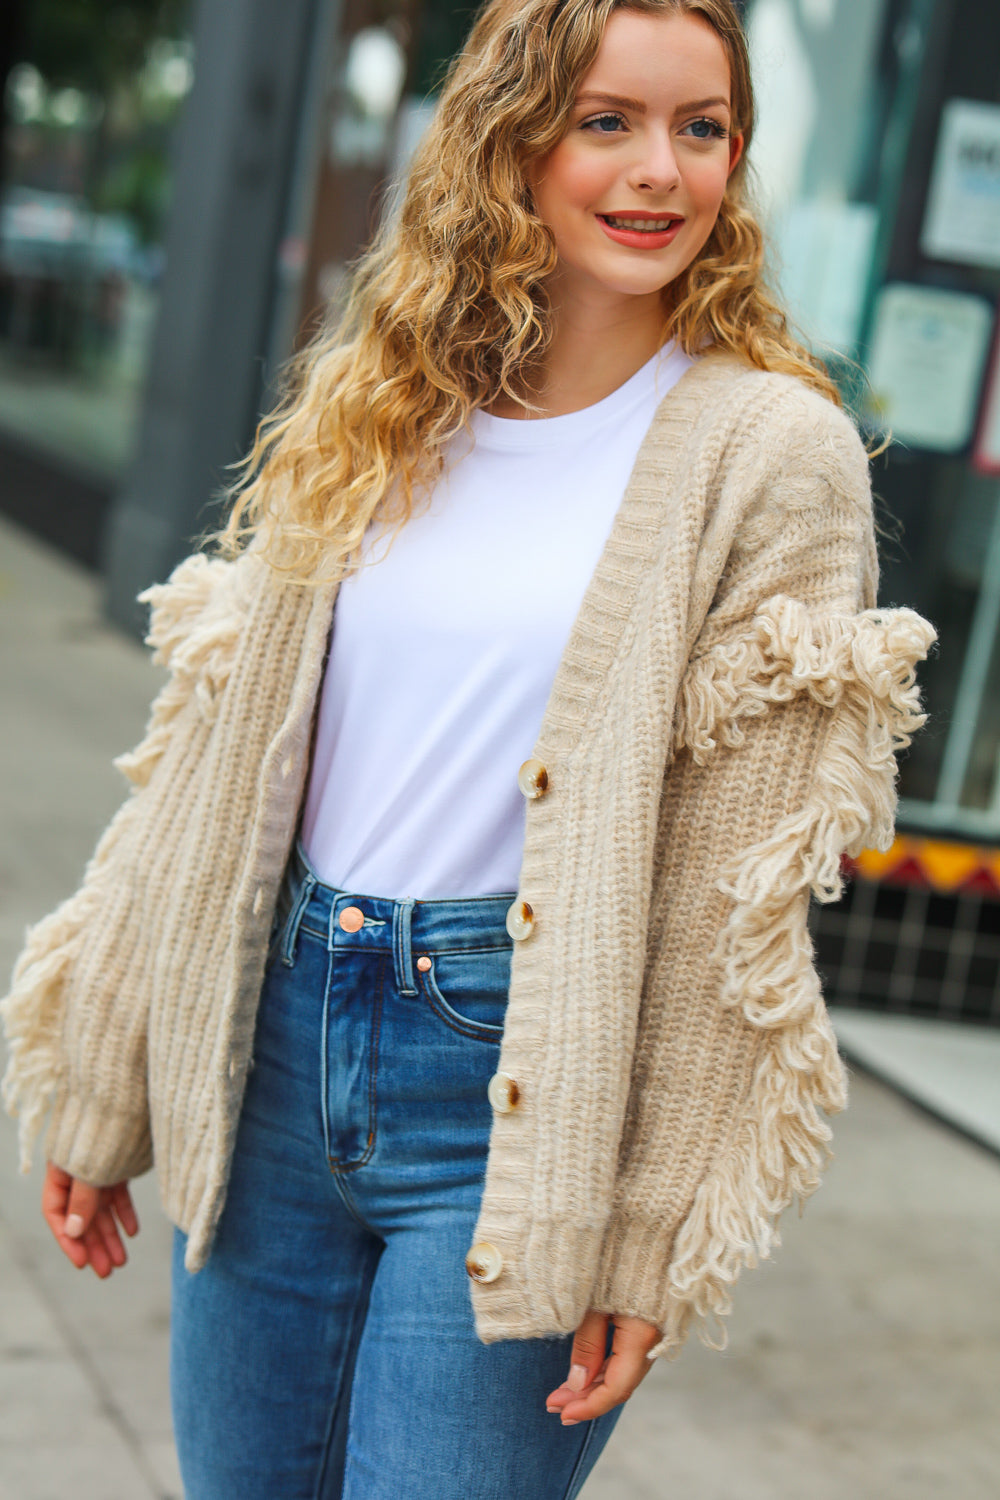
<box><xmin>41</xmin><ymin>1162</ymin><xmax>139</xmax><ymax>1277</ymax></box>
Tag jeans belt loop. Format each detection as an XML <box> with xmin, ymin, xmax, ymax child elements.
<box><xmin>281</xmin><ymin>870</ymin><xmax>316</xmax><ymax>967</ymax></box>
<box><xmin>393</xmin><ymin>898</ymin><xmax>417</xmax><ymax>995</ymax></box>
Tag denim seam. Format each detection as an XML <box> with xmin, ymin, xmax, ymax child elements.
<box><xmin>320</xmin><ymin>947</ymin><xmax>334</xmax><ymax>1165</ymax></box>
<box><xmin>327</xmin><ymin>1135</ymin><xmax>377</xmax><ymax>1173</ymax></box>
<box><xmin>281</xmin><ymin>870</ymin><xmax>317</xmax><ymax>967</ymax></box>
<box><xmin>299</xmin><ymin>920</ymin><xmax>332</xmax><ymax>940</ymax></box>
<box><xmin>563</xmin><ymin>1416</ymin><xmax>601</xmax><ymax>1500</ymax></box>
<box><xmin>418</xmin><ymin>968</ymin><xmax>505</xmax><ymax>1044</ymax></box>
<box><xmin>299</xmin><ymin>922</ymin><xmax>511</xmax><ymax>959</ymax></box>
<box><xmin>327</xmin><ymin>967</ymin><xmax>384</xmax><ymax>1176</ymax></box>
<box><xmin>329</xmin><ymin>1171</ymin><xmax>379</xmax><ymax>1234</ymax></box>
<box><xmin>311</xmin><ymin>1254</ymin><xmax>373</xmax><ymax>1500</ymax></box>
<box><xmin>419</xmin><ymin>943</ymin><xmax>513</xmax><ymax>957</ymax></box>
<box><xmin>392</xmin><ymin>897</ymin><xmax>417</xmax><ymax>994</ymax></box>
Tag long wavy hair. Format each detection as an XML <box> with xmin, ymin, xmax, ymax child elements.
<box><xmin>220</xmin><ymin>0</ymin><xmax>840</xmax><ymax>584</ymax></box>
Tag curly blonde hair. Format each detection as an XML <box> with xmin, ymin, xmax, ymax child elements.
<box><xmin>221</xmin><ymin>0</ymin><xmax>840</xmax><ymax>583</ymax></box>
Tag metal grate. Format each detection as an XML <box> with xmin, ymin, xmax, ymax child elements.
<box><xmin>810</xmin><ymin>878</ymin><xmax>1000</xmax><ymax>1027</ymax></box>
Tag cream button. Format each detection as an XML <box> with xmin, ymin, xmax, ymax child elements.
<box><xmin>487</xmin><ymin>1072</ymin><xmax>519</xmax><ymax>1113</ymax></box>
<box><xmin>505</xmin><ymin>899</ymin><xmax>535</xmax><ymax>941</ymax></box>
<box><xmin>517</xmin><ymin>758</ymin><xmax>549</xmax><ymax>800</ymax></box>
<box><xmin>465</xmin><ymin>1242</ymin><xmax>503</xmax><ymax>1283</ymax></box>
<box><xmin>338</xmin><ymin>905</ymin><xmax>365</xmax><ymax>933</ymax></box>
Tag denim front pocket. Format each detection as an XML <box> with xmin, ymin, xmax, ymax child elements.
<box><xmin>417</xmin><ymin>945</ymin><xmax>511</xmax><ymax>1043</ymax></box>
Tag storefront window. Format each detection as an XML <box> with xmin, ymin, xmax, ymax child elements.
<box><xmin>0</xmin><ymin>2</ymin><xmax>193</xmax><ymax>481</ymax></box>
<box><xmin>745</xmin><ymin>0</ymin><xmax>1000</xmax><ymax>837</ymax></box>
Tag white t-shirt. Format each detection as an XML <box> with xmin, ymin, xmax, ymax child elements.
<box><xmin>300</xmin><ymin>342</ymin><xmax>694</xmax><ymax>898</ymax></box>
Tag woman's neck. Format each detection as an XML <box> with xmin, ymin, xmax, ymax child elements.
<box><xmin>488</xmin><ymin>282</ymin><xmax>668</xmax><ymax>419</ymax></box>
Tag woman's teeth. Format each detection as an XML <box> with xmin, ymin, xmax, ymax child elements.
<box><xmin>603</xmin><ymin>216</ymin><xmax>678</xmax><ymax>230</ymax></box>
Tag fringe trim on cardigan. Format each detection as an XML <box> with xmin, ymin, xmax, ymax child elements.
<box><xmin>1</xmin><ymin>554</ymin><xmax>241</xmax><ymax>1170</ymax></box>
<box><xmin>675</xmin><ymin>595</ymin><xmax>934</xmax><ymax>776</ymax></box>
<box><xmin>2</xmin><ymin>811</ymin><xmax>135</xmax><ymax>1170</ymax></box>
<box><xmin>115</xmin><ymin>555</ymin><xmax>239</xmax><ymax>788</ymax></box>
<box><xmin>649</xmin><ymin>599</ymin><xmax>936</xmax><ymax>1359</ymax></box>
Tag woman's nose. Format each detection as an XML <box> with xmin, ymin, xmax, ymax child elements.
<box><xmin>627</xmin><ymin>129</ymin><xmax>681</xmax><ymax>193</ymax></box>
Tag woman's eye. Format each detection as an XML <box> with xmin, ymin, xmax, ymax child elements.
<box><xmin>582</xmin><ymin>112</ymin><xmax>626</xmax><ymax>134</ymax></box>
<box><xmin>682</xmin><ymin>117</ymin><xmax>727</xmax><ymax>141</ymax></box>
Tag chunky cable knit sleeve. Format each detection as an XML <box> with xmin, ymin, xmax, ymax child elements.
<box><xmin>589</xmin><ymin>400</ymin><xmax>935</xmax><ymax>1358</ymax></box>
<box><xmin>1</xmin><ymin>553</ymin><xmax>245</xmax><ymax>1182</ymax></box>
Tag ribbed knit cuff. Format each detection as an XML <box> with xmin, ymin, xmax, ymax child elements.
<box><xmin>45</xmin><ymin>1088</ymin><xmax>153</xmax><ymax>1185</ymax></box>
<box><xmin>590</xmin><ymin>1212</ymin><xmax>679</xmax><ymax>1348</ymax></box>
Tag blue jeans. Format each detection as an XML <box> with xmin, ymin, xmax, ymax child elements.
<box><xmin>170</xmin><ymin>843</ymin><xmax>621</xmax><ymax>1498</ymax></box>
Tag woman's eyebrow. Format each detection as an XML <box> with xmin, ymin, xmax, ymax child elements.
<box><xmin>574</xmin><ymin>91</ymin><xmax>731</xmax><ymax>115</ymax></box>
<box><xmin>574</xmin><ymin>91</ymin><xmax>646</xmax><ymax>112</ymax></box>
<box><xmin>674</xmin><ymin>95</ymin><xmax>731</xmax><ymax>114</ymax></box>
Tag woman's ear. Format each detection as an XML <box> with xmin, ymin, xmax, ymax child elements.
<box><xmin>727</xmin><ymin>131</ymin><xmax>745</xmax><ymax>175</ymax></box>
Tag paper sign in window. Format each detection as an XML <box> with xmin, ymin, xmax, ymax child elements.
<box><xmin>867</xmin><ymin>284</ymin><xmax>994</xmax><ymax>453</ymax></box>
<box><xmin>921</xmin><ymin>99</ymin><xmax>1000</xmax><ymax>271</ymax></box>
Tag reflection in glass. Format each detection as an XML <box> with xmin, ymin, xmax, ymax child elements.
<box><xmin>0</xmin><ymin>12</ymin><xmax>193</xmax><ymax>480</ymax></box>
<box><xmin>744</xmin><ymin>0</ymin><xmax>1000</xmax><ymax>835</ymax></box>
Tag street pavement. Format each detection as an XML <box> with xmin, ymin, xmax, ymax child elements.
<box><xmin>1</xmin><ymin>513</ymin><xmax>998</xmax><ymax>1500</ymax></box>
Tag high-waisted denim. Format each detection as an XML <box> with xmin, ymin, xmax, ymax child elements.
<box><xmin>170</xmin><ymin>843</ymin><xmax>621</xmax><ymax>1498</ymax></box>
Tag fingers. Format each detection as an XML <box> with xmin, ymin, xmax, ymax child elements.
<box><xmin>74</xmin><ymin>1183</ymin><xmax>135</xmax><ymax>1277</ymax></box>
<box><xmin>42</xmin><ymin>1163</ymin><xmax>88</xmax><ymax>1270</ymax></box>
<box><xmin>86</xmin><ymin>1183</ymin><xmax>139</xmax><ymax>1275</ymax></box>
<box><xmin>569</xmin><ymin>1308</ymin><xmax>610</xmax><ymax>1387</ymax></box>
<box><xmin>545</xmin><ymin>1308</ymin><xmax>609</xmax><ymax>1416</ymax></box>
<box><xmin>547</xmin><ymin>1312</ymin><xmax>660</xmax><ymax>1425</ymax></box>
<box><xmin>65</xmin><ymin>1176</ymin><xmax>102</xmax><ymax>1241</ymax></box>
<box><xmin>41</xmin><ymin>1164</ymin><xmax>136</xmax><ymax>1278</ymax></box>
<box><xmin>110</xmin><ymin>1181</ymin><xmax>140</xmax><ymax>1239</ymax></box>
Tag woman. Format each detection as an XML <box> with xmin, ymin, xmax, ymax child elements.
<box><xmin>2</xmin><ymin>0</ymin><xmax>934</xmax><ymax>1496</ymax></box>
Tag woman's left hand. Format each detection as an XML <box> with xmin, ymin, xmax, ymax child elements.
<box><xmin>545</xmin><ymin>1309</ymin><xmax>660</xmax><ymax>1425</ymax></box>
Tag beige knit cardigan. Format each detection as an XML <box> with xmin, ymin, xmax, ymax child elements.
<box><xmin>2</xmin><ymin>355</ymin><xmax>935</xmax><ymax>1359</ymax></box>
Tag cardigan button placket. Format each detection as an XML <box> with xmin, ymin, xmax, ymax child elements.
<box><xmin>465</xmin><ymin>1242</ymin><xmax>503</xmax><ymax>1283</ymax></box>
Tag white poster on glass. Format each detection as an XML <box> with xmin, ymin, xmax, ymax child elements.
<box><xmin>779</xmin><ymin>200</ymin><xmax>877</xmax><ymax>352</ymax></box>
<box><xmin>867</xmin><ymin>284</ymin><xmax>994</xmax><ymax>451</ymax></box>
<box><xmin>921</xmin><ymin>99</ymin><xmax>1000</xmax><ymax>270</ymax></box>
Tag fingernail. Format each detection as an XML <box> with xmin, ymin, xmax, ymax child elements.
<box><xmin>65</xmin><ymin>1214</ymin><xmax>85</xmax><ymax>1238</ymax></box>
<box><xmin>567</xmin><ymin>1363</ymin><xmax>588</xmax><ymax>1392</ymax></box>
<box><xmin>562</xmin><ymin>1418</ymin><xmax>580</xmax><ymax>1427</ymax></box>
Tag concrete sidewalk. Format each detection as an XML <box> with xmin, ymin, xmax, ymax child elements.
<box><xmin>1</xmin><ymin>514</ymin><xmax>998</xmax><ymax>1500</ymax></box>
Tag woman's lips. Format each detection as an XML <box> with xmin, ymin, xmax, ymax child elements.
<box><xmin>596</xmin><ymin>213</ymin><xmax>683</xmax><ymax>249</ymax></box>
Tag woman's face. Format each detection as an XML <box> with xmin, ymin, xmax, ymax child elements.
<box><xmin>526</xmin><ymin>9</ymin><xmax>743</xmax><ymax>311</ymax></box>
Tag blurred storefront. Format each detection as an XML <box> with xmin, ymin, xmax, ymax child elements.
<box><xmin>0</xmin><ymin>0</ymin><xmax>194</xmax><ymax>561</ymax></box>
<box><xmin>2</xmin><ymin>0</ymin><xmax>999</xmax><ymax>1025</ymax></box>
<box><xmin>736</xmin><ymin>0</ymin><xmax>1000</xmax><ymax>1029</ymax></box>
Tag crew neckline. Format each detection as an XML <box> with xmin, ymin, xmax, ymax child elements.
<box><xmin>470</xmin><ymin>341</ymin><xmax>693</xmax><ymax>451</ymax></box>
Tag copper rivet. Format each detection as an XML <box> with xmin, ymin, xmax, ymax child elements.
<box><xmin>338</xmin><ymin>905</ymin><xmax>365</xmax><ymax>933</ymax></box>
<box><xmin>416</xmin><ymin>955</ymin><xmax>432</xmax><ymax>972</ymax></box>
